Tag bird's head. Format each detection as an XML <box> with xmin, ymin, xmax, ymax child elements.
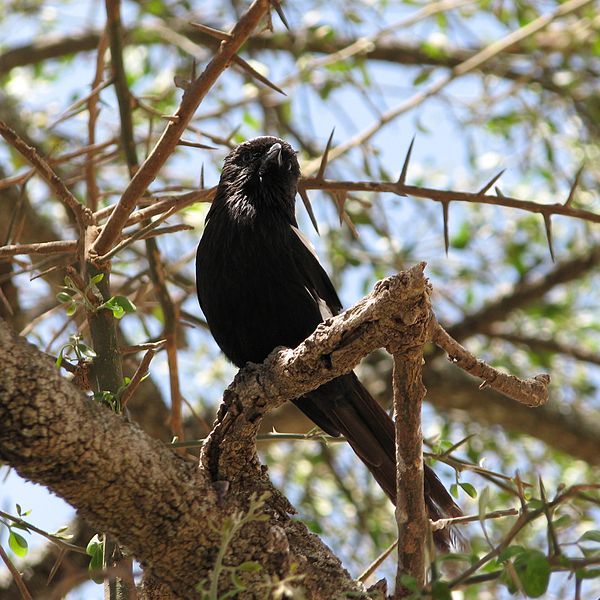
<box><xmin>217</xmin><ymin>137</ymin><xmax>301</xmax><ymax>219</ymax></box>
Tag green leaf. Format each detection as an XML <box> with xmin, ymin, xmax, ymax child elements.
<box><xmin>76</xmin><ymin>342</ymin><xmax>96</xmax><ymax>358</ymax></box>
<box><xmin>413</xmin><ymin>68</ymin><xmax>432</xmax><ymax>86</ymax></box>
<box><xmin>431</xmin><ymin>580</ymin><xmax>452</xmax><ymax>600</ymax></box>
<box><xmin>86</xmin><ymin>534</ymin><xmax>104</xmax><ymax>584</ymax></box>
<box><xmin>101</xmin><ymin>296</ymin><xmax>136</xmax><ymax>319</ymax></box>
<box><xmin>237</xmin><ymin>561</ymin><xmax>262</xmax><ymax>573</ymax></box>
<box><xmin>576</xmin><ymin>567</ymin><xmax>600</xmax><ymax>579</ymax></box>
<box><xmin>521</xmin><ymin>550</ymin><xmax>551</xmax><ymax>597</ymax></box>
<box><xmin>450</xmin><ymin>483</ymin><xmax>459</xmax><ymax>499</ymax></box>
<box><xmin>90</xmin><ymin>273</ymin><xmax>104</xmax><ymax>284</ymax></box>
<box><xmin>65</xmin><ymin>303</ymin><xmax>77</xmax><ymax>316</ymax></box>
<box><xmin>399</xmin><ymin>574</ymin><xmax>418</xmax><ymax>591</ymax></box>
<box><xmin>56</xmin><ymin>291</ymin><xmax>73</xmax><ymax>303</ymax></box>
<box><xmin>436</xmin><ymin>552</ymin><xmax>472</xmax><ymax>563</ymax></box>
<box><xmin>579</xmin><ymin>530</ymin><xmax>600</xmax><ymax>544</ymax></box>
<box><xmin>502</xmin><ymin>549</ymin><xmax>550</xmax><ymax>597</ymax></box>
<box><xmin>8</xmin><ymin>530</ymin><xmax>28</xmax><ymax>557</ymax></box>
<box><xmin>86</xmin><ymin>533</ymin><xmax>102</xmax><ymax>555</ymax></box>
<box><xmin>451</xmin><ymin>221</ymin><xmax>471</xmax><ymax>249</ymax></box>
<box><xmin>459</xmin><ymin>482</ymin><xmax>477</xmax><ymax>498</ymax></box>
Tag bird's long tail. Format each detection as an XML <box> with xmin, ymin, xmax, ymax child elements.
<box><xmin>295</xmin><ymin>372</ymin><xmax>463</xmax><ymax>551</ymax></box>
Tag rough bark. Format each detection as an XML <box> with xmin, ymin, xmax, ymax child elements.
<box><xmin>2</xmin><ymin>263</ymin><xmax>442</xmax><ymax>598</ymax></box>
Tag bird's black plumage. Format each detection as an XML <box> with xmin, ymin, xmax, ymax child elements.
<box><xmin>196</xmin><ymin>136</ymin><xmax>462</xmax><ymax>550</ymax></box>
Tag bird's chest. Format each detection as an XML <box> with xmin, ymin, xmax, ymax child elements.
<box><xmin>198</xmin><ymin>222</ymin><xmax>317</xmax><ymax>365</ymax></box>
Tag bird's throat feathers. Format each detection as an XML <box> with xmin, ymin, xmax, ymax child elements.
<box><xmin>217</xmin><ymin>177</ymin><xmax>297</xmax><ymax>227</ymax></box>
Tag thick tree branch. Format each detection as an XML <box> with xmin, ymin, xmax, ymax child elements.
<box><xmin>391</xmin><ymin>331</ymin><xmax>429</xmax><ymax>594</ymax></box>
<box><xmin>0</xmin><ymin>264</ymin><xmax>554</xmax><ymax>597</ymax></box>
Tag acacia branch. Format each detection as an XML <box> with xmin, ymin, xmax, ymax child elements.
<box><xmin>91</xmin><ymin>0</ymin><xmax>270</xmax><ymax>258</ymax></box>
<box><xmin>0</xmin><ymin>121</ymin><xmax>93</xmax><ymax>230</ymax></box>
<box><xmin>0</xmin><ymin>264</ymin><xmax>553</xmax><ymax>597</ymax></box>
<box><xmin>300</xmin><ymin>177</ymin><xmax>599</xmax><ymax>225</ymax></box>
<box><xmin>432</xmin><ymin>321</ymin><xmax>549</xmax><ymax>407</ymax></box>
<box><xmin>391</xmin><ymin>331</ymin><xmax>429</xmax><ymax>594</ymax></box>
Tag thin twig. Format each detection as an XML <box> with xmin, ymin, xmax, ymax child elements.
<box><xmin>120</xmin><ymin>347</ymin><xmax>159</xmax><ymax>409</ymax></box>
<box><xmin>0</xmin><ymin>509</ymin><xmax>87</xmax><ymax>555</ymax></box>
<box><xmin>0</xmin><ymin>543</ymin><xmax>33</xmax><ymax>600</ymax></box>
<box><xmin>86</xmin><ymin>29</ymin><xmax>109</xmax><ymax>211</ymax></box>
<box><xmin>0</xmin><ymin>121</ymin><xmax>93</xmax><ymax>229</ymax></box>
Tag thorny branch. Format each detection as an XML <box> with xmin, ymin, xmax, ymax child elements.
<box><xmin>91</xmin><ymin>0</ymin><xmax>271</xmax><ymax>258</ymax></box>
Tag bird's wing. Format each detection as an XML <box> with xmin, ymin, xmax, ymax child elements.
<box><xmin>289</xmin><ymin>225</ymin><xmax>343</xmax><ymax>317</ymax></box>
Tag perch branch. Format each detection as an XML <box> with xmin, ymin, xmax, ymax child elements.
<box><xmin>432</xmin><ymin>320</ymin><xmax>549</xmax><ymax>407</ymax></box>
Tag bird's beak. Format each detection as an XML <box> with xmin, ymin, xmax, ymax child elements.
<box><xmin>262</xmin><ymin>143</ymin><xmax>283</xmax><ymax>169</ymax></box>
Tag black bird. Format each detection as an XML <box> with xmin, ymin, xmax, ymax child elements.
<box><xmin>196</xmin><ymin>136</ymin><xmax>462</xmax><ymax>550</ymax></box>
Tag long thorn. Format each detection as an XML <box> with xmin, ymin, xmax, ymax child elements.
<box><xmin>542</xmin><ymin>213</ymin><xmax>555</xmax><ymax>262</ymax></box>
<box><xmin>442</xmin><ymin>200</ymin><xmax>450</xmax><ymax>256</ymax></box>
<box><xmin>231</xmin><ymin>55</ymin><xmax>287</xmax><ymax>96</ymax></box>
<box><xmin>199</xmin><ymin>163</ymin><xmax>205</xmax><ymax>190</ymax></box>
<box><xmin>298</xmin><ymin>187</ymin><xmax>319</xmax><ymax>234</ymax></box>
<box><xmin>317</xmin><ymin>128</ymin><xmax>335</xmax><ymax>181</ymax></box>
<box><xmin>188</xmin><ymin>22</ymin><xmax>233</xmax><ymax>41</ymax></box>
<box><xmin>565</xmin><ymin>165</ymin><xmax>584</xmax><ymax>206</ymax></box>
<box><xmin>270</xmin><ymin>0</ymin><xmax>290</xmax><ymax>30</ymax></box>
<box><xmin>478</xmin><ymin>169</ymin><xmax>505</xmax><ymax>195</ymax></box>
<box><xmin>398</xmin><ymin>134</ymin><xmax>416</xmax><ymax>188</ymax></box>
<box><xmin>178</xmin><ymin>139</ymin><xmax>217</xmax><ymax>150</ymax></box>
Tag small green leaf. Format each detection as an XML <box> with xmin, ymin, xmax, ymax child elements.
<box><xmin>459</xmin><ymin>482</ymin><xmax>477</xmax><ymax>498</ymax></box>
<box><xmin>413</xmin><ymin>68</ymin><xmax>433</xmax><ymax>86</ymax></box>
<box><xmin>65</xmin><ymin>303</ymin><xmax>77</xmax><ymax>316</ymax></box>
<box><xmin>112</xmin><ymin>296</ymin><xmax>136</xmax><ymax>314</ymax></box>
<box><xmin>86</xmin><ymin>534</ymin><xmax>104</xmax><ymax>584</ymax></box>
<box><xmin>56</xmin><ymin>291</ymin><xmax>73</xmax><ymax>303</ymax></box>
<box><xmin>431</xmin><ymin>580</ymin><xmax>452</xmax><ymax>600</ymax></box>
<box><xmin>86</xmin><ymin>533</ymin><xmax>102</xmax><ymax>555</ymax></box>
<box><xmin>579</xmin><ymin>530</ymin><xmax>600</xmax><ymax>544</ymax></box>
<box><xmin>521</xmin><ymin>550</ymin><xmax>551</xmax><ymax>597</ymax></box>
<box><xmin>101</xmin><ymin>296</ymin><xmax>136</xmax><ymax>319</ymax></box>
<box><xmin>237</xmin><ymin>561</ymin><xmax>261</xmax><ymax>572</ymax></box>
<box><xmin>76</xmin><ymin>342</ymin><xmax>96</xmax><ymax>358</ymax></box>
<box><xmin>8</xmin><ymin>530</ymin><xmax>28</xmax><ymax>557</ymax></box>
<box><xmin>576</xmin><ymin>567</ymin><xmax>600</xmax><ymax>579</ymax></box>
<box><xmin>399</xmin><ymin>574</ymin><xmax>418</xmax><ymax>591</ymax></box>
<box><xmin>90</xmin><ymin>273</ymin><xmax>104</xmax><ymax>284</ymax></box>
<box><xmin>437</xmin><ymin>552</ymin><xmax>472</xmax><ymax>563</ymax></box>
<box><xmin>450</xmin><ymin>483</ymin><xmax>459</xmax><ymax>499</ymax></box>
